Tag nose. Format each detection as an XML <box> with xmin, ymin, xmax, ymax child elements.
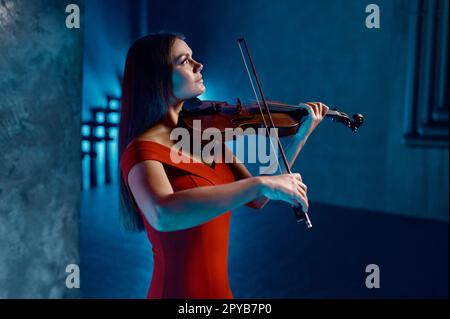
<box><xmin>194</xmin><ymin>60</ymin><xmax>203</xmax><ymax>73</ymax></box>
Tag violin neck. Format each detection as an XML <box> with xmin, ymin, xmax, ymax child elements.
<box><xmin>264</xmin><ymin>100</ymin><xmax>341</xmax><ymax>117</ymax></box>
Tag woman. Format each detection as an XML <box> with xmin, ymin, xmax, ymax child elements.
<box><xmin>119</xmin><ymin>33</ymin><xmax>329</xmax><ymax>299</ymax></box>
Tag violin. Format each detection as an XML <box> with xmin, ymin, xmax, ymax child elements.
<box><xmin>180</xmin><ymin>97</ymin><xmax>365</xmax><ymax>139</ymax></box>
<box><xmin>181</xmin><ymin>38</ymin><xmax>364</xmax><ymax>229</ymax></box>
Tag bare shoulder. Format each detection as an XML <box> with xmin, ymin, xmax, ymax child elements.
<box><xmin>134</xmin><ymin>130</ymin><xmax>165</xmax><ymax>144</ymax></box>
<box><xmin>127</xmin><ymin>159</ymin><xmax>174</xmax><ymax>206</ymax></box>
<box><xmin>128</xmin><ymin>159</ymin><xmax>165</xmax><ymax>184</ymax></box>
<box><xmin>128</xmin><ymin>129</ymin><xmax>171</xmax><ymax>187</ymax></box>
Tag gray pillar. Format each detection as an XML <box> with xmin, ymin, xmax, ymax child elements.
<box><xmin>0</xmin><ymin>0</ymin><xmax>83</xmax><ymax>298</ymax></box>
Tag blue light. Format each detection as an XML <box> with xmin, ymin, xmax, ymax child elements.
<box><xmin>82</xmin><ymin>141</ymin><xmax>90</xmax><ymax>152</ymax></box>
<box><xmin>96</xmin><ymin>142</ymin><xmax>105</xmax><ymax>184</ymax></box>
<box><xmin>95</xmin><ymin>126</ymin><xmax>105</xmax><ymax>137</ymax></box>
<box><xmin>81</xmin><ymin>125</ymin><xmax>90</xmax><ymax>136</ymax></box>
<box><xmin>109</xmin><ymin>127</ymin><xmax>118</xmax><ymax>139</ymax></box>
<box><xmin>109</xmin><ymin>99</ymin><xmax>120</xmax><ymax>109</ymax></box>
<box><xmin>96</xmin><ymin>112</ymin><xmax>105</xmax><ymax>122</ymax></box>
<box><xmin>81</xmin><ymin>155</ymin><xmax>89</xmax><ymax>191</ymax></box>
<box><xmin>110</xmin><ymin>135</ymin><xmax>119</xmax><ymax>183</ymax></box>
<box><xmin>108</xmin><ymin>113</ymin><xmax>120</xmax><ymax>124</ymax></box>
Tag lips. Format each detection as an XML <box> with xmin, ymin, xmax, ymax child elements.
<box><xmin>196</xmin><ymin>76</ymin><xmax>203</xmax><ymax>82</ymax></box>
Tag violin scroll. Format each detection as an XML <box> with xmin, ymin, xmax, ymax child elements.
<box><xmin>327</xmin><ymin>108</ymin><xmax>365</xmax><ymax>133</ymax></box>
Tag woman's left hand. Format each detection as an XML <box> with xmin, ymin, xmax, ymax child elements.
<box><xmin>295</xmin><ymin>101</ymin><xmax>330</xmax><ymax>140</ymax></box>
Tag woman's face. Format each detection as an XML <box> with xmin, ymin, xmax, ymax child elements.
<box><xmin>171</xmin><ymin>38</ymin><xmax>205</xmax><ymax>100</ymax></box>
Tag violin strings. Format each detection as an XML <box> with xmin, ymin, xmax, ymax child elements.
<box><xmin>237</xmin><ymin>42</ymin><xmax>282</xmax><ymax>175</ymax></box>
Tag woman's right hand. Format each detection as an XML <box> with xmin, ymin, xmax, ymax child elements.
<box><xmin>259</xmin><ymin>173</ymin><xmax>309</xmax><ymax>213</ymax></box>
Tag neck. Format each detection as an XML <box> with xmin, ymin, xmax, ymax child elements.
<box><xmin>166</xmin><ymin>99</ymin><xmax>184</xmax><ymax>128</ymax></box>
<box><xmin>150</xmin><ymin>99</ymin><xmax>185</xmax><ymax>136</ymax></box>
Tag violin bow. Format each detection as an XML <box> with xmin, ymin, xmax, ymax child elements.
<box><xmin>237</xmin><ymin>38</ymin><xmax>313</xmax><ymax>228</ymax></box>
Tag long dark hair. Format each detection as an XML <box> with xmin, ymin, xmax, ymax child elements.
<box><xmin>119</xmin><ymin>32</ymin><xmax>185</xmax><ymax>232</ymax></box>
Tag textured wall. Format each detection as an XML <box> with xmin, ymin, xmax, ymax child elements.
<box><xmin>0</xmin><ymin>0</ymin><xmax>83</xmax><ymax>298</ymax></box>
<box><xmin>147</xmin><ymin>0</ymin><xmax>448</xmax><ymax>221</ymax></box>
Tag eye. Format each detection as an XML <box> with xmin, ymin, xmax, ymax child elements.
<box><xmin>181</xmin><ymin>58</ymin><xmax>189</xmax><ymax>65</ymax></box>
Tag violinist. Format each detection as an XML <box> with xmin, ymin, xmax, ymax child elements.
<box><xmin>118</xmin><ymin>32</ymin><xmax>329</xmax><ymax>299</ymax></box>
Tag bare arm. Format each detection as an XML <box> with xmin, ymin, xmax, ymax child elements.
<box><xmin>128</xmin><ymin>160</ymin><xmax>265</xmax><ymax>232</ymax></box>
<box><xmin>128</xmin><ymin>158</ymin><xmax>308</xmax><ymax>232</ymax></box>
<box><xmin>279</xmin><ymin>134</ymin><xmax>309</xmax><ymax>173</ymax></box>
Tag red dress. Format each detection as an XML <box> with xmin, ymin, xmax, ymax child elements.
<box><xmin>120</xmin><ymin>139</ymin><xmax>236</xmax><ymax>299</ymax></box>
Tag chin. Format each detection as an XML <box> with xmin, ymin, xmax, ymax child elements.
<box><xmin>193</xmin><ymin>88</ymin><xmax>205</xmax><ymax>97</ymax></box>
<box><xmin>182</xmin><ymin>85</ymin><xmax>205</xmax><ymax>100</ymax></box>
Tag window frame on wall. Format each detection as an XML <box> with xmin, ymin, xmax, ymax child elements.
<box><xmin>403</xmin><ymin>0</ymin><xmax>449</xmax><ymax>148</ymax></box>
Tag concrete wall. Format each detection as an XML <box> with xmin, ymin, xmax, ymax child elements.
<box><xmin>147</xmin><ymin>0</ymin><xmax>448</xmax><ymax>221</ymax></box>
<box><xmin>0</xmin><ymin>0</ymin><xmax>83</xmax><ymax>298</ymax></box>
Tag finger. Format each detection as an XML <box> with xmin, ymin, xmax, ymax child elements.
<box><xmin>298</xmin><ymin>189</ymin><xmax>306</xmax><ymax>200</ymax></box>
<box><xmin>290</xmin><ymin>175</ymin><xmax>301</xmax><ymax>192</ymax></box>
<box><xmin>315</xmin><ymin>102</ymin><xmax>322</xmax><ymax>118</ymax></box>
<box><xmin>300</xmin><ymin>189</ymin><xmax>308</xmax><ymax>203</ymax></box>
<box><xmin>310</xmin><ymin>102</ymin><xmax>329</xmax><ymax>118</ymax></box>
<box><xmin>294</xmin><ymin>173</ymin><xmax>302</xmax><ymax>182</ymax></box>
<box><xmin>292</xmin><ymin>189</ymin><xmax>308</xmax><ymax>207</ymax></box>
<box><xmin>321</xmin><ymin>103</ymin><xmax>330</xmax><ymax>116</ymax></box>
<box><xmin>295</xmin><ymin>193</ymin><xmax>309</xmax><ymax>213</ymax></box>
<box><xmin>306</xmin><ymin>102</ymin><xmax>319</xmax><ymax>117</ymax></box>
<box><xmin>297</xmin><ymin>186</ymin><xmax>308</xmax><ymax>203</ymax></box>
<box><xmin>297</xmin><ymin>189</ymin><xmax>306</xmax><ymax>203</ymax></box>
<box><xmin>297</xmin><ymin>184</ymin><xmax>307</xmax><ymax>195</ymax></box>
<box><xmin>314</xmin><ymin>102</ymin><xmax>328</xmax><ymax>118</ymax></box>
<box><xmin>295</xmin><ymin>178</ymin><xmax>307</xmax><ymax>189</ymax></box>
<box><xmin>300</xmin><ymin>193</ymin><xmax>309</xmax><ymax>211</ymax></box>
<box><xmin>303</xmin><ymin>102</ymin><xmax>316</xmax><ymax>115</ymax></box>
